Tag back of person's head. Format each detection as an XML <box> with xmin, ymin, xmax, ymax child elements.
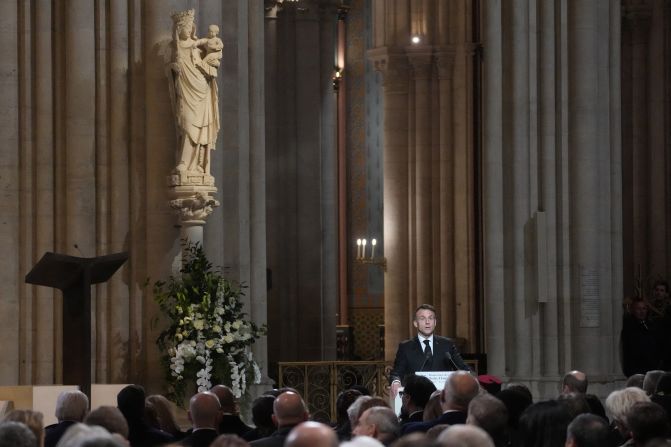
<box><xmin>562</xmin><ymin>371</ymin><xmax>588</xmax><ymax>394</ymax></box>
<box><xmin>626</xmin><ymin>401</ymin><xmax>670</xmax><ymax>446</ymax></box>
<box><xmin>56</xmin><ymin>390</ymin><xmax>89</xmax><ymax>422</ymax></box>
<box><xmin>423</xmin><ymin>390</ymin><xmax>443</xmax><ymax>422</ymax></box>
<box><xmin>391</xmin><ymin>433</ymin><xmax>435</xmax><ymax>447</ymax></box>
<box><xmin>425</xmin><ymin>423</ymin><xmax>449</xmax><ymax>441</ymax></box>
<box><xmin>273</xmin><ymin>391</ymin><xmax>308</xmax><ymax>427</ymax></box>
<box><xmin>348</xmin><ymin>395</ymin><xmax>372</xmax><ymax>427</ymax></box>
<box><xmin>55</xmin><ymin>423</ymin><xmax>123</xmax><ymax>447</ymax></box>
<box><xmin>644</xmin><ymin>371</ymin><xmax>667</xmax><ymax>396</ymax></box>
<box><xmin>517</xmin><ymin>399</ymin><xmax>572</xmax><ymax>447</ymax></box>
<box><xmin>145</xmin><ymin>394</ymin><xmax>180</xmax><ymax>436</ymax></box>
<box><xmin>503</xmin><ymin>383</ymin><xmax>533</xmax><ymax>403</ymax></box>
<box><xmin>583</xmin><ymin>394</ymin><xmax>607</xmax><ymax>420</ymax></box>
<box><xmin>210</xmin><ymin>385</ymin><xmax>236</xmax><ymax>413</ymax></box>
<box><xmin>496</xmin><ymin>388</ymin><xmax>532</xmax><ymax>432</ymax></box>
<box><xmin>211</xmin><ymin>434</ymin><xmax>251</xmax><ymax>447</ymax></box>
<box><xmin>437</xmin><ymin>424</ymin><xmax>495</xmax><ymax>447</ymax></box>
<box><xmin>189</xmin><ymin>391</ymin><xmax>221</xmax><ymax>429</ymax></box>
<box><xmin>336</xmin><ymin>389</ymin><xmax>362</xmax><ymax>425</ymax></box>
<box><xmin>356</xmin><ymin>396</ymin><xmax>389</xmax><ymax>423</ymax></box>
<box><xmin>0</xmin><ymin>421</ymin><xmax>37</xmax><ymax>447</ymax></box>
<box><xmin>442</xmin><ymin>371</ymin><xmax>480</xmax><ymax>411</ymax></box>
<box><xmin>251</xmin><ymin>395</ymin><xmax>276</xmax><ymax>432</ymax></box>
<box><xmin>360</xmin><ymin>407</ymin><xmax>399</xmax><ymax>443</ymax></box>
<box><xmin>565</xmin><ymin>413</ymin><xmax>611</xmax><ymax>447</ymax></box>
<box><xmin>605</xmin><ymin>387</ymin><xmax>650</xmax><ymax>430</ymax></box>
<box><xmin>655</xmin><ymin>373</ymin><xmax>671</xmax><ymax>396</ymax></box>
<box><xmin>116</xmin><ymin>385</ymin><xmax>145</xmax><ymax>422</ymax></box>
<box><xmin>626</xmin><ymin>374</ymin><xmax>645</xmax><ymax>389</ymax></box>
<box><xmin>558</xmin><ymin>392</ymin><xmax>591</xmax><ymax>419</ymax></box>
<box><xmin>285</xmin><ymin>421</ymin><xmax>338</xmax><ymax>447</ymax></box>
<box><xmin>466</xmin><ymin>394</ymin><xmax>508</xmax><ymax>446</ymax></box>
<box><xmin>404</xmin><ymin>374</ymin><xmax>437</xmax><ymax>409</ymax></box>
<box><xmin>3</xmin><ymin>410</ymin><xmax>43</xmax><ymax>445</ymax></box>
<box><xmin>84</xmin><ymin>406</ymin><xmax>129</xmax><ymax>439</ymax></box>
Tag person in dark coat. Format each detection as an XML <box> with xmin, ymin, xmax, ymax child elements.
<box><xmin>250</xmin><ymin>391</ymin><xmax>308</xmax><ymax>447</ymax></box>
<box><xmin>180</xmin><ymin>391</ymin><xmax>221</xmax><ymax>447</ymax></box>
<box><xmin>210</xmin><ymin>385</ymin><xmax>252</xmax><ymax>437</ymax></box>
<box><xmin>621</xmin><ymin>298</ymin><xmax>663</xmax><ymax>377</ymax></box>
<box><xmin>117</xmin><ymin>384</ymin><xmax>175</xmax><ymax>447</ymax></box>
<box><xmin>44</xmin><ymin>390</ymin><xmax>89</xmax><ymax>447</ymax></box>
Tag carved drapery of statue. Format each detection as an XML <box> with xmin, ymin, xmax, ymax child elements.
<box><xmin>167</xmin><ymin>9</ymin><xmax>221</xmax><ymax>232</ymax></box>
<box><xmin>168</xmin><ymin>9</ymin><xmax>221</xmax><ymax>182</ymax></box>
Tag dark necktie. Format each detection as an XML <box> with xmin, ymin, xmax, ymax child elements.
<box><xmin>423</xmin><ymin>339</ymin><xmax>432</xmax><ymax>357</ymax></box>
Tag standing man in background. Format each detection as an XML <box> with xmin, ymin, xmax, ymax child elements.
<box><xmin>390</xmin><ymin>304</ymin><xmax>471</xmax><ymax>397</ymax></box>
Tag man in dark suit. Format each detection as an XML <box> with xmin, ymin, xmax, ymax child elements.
<box><xmin>250</xmin><ymin>391</ymin><xmax>309</xmax><ymax>447</ymax></box>
<box><xmin>45</xmin><ymin>390</ymin><xmax>89</xmax><ymax>447</ymax></box>
<box><xmin>180</xmin><ymin>391</ymin><xmax>221</xmax><ymax>447</ymax></box>
<box><xmin>390</xmin><ymin>304</ymin><xmax>471</xmax><ymax>398</ymax></box>
<box><xmin>210</xmin><ymin>384</ymin><xmax>252</xmax><ymax>437</ymax></box>
<box><xmin>399</xmin><ymin>374</ymin><xmax>437</xmax><ymax>425</ymax></box>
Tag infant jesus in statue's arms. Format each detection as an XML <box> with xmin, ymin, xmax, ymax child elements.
<box><xmin>202</xmin><ymin>24</ymin><xmax>223</xmax><ymax>68</ymax></box>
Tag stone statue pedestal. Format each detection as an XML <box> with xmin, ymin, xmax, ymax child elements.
<box><xmin>168</xmin><ymin>177</ymin><xmax>220</xmax><ymax>246</ymax></box>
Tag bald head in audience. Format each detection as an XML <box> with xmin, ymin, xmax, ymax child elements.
<box><xmin>285</xmin><ymin>421</ymin><xmax>338</xmax><ymax>447</ymax></box>
<box><xmin>272</xmin><ymin>391</ymin><xmax>309</xmax><ymax>428</ymax></box>
<box><xmin>210</xmin><ymin>385</ymin><xmax>236</xmax><ymax>413</ymax></box>
<box><xmin>437</xmin><ymin>425</ymin><xmax>494</xmax><ymax>447</ymax></box>
<box><xmin>189</xmin><ymin>391</ymin><xmax>222</xmax><ymax>430</ymax></box>
<box><xmin>562</xmin><ymin>371</ymin><xmax>588</xmax><ymax>394</ymax></box>
<box><xmin>442</xmin><ymin>371</ymin><xmax>480</xmax><ymax>412</ymax></box>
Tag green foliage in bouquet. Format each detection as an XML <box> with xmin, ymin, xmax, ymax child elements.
<box><xmin>154</xmin><ymin>242</ymin><xmax>266</xmax><ymax>405</ymax></box>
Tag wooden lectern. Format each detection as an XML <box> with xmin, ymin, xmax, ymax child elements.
<box><xmin>25</xmin><ymin>252</ymin><xmax>129</xmax><ymax>397</ymax></box>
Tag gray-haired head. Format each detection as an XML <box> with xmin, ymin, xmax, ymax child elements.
<box><xmin>348</xmin><ymin>395</ymin><xmax>372</xmax><ymax>427</ymax></box>
<box><xmin>0</xmin><ymin>421</ymin><xmax>37</xmax><ymax>447</ymax></box>
<box><xmin>55</xmin><ymin>423</ymin><xmax>123</xmax><ymax>447</ymax></box>
<box><xmin>55</xmin><ymin>390</ymin><xmax>89</xmax><ymax>422</ymax></box>
<box><xmin>437</xmin><ymin>424</ymin><xmax>495</xmax><ymax>447</ymax></box>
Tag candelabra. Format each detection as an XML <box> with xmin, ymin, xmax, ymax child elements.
<box><xmin>354</xmin><ymin>238</ymin><xmax>387</xmax><ymax>271</ymax></box>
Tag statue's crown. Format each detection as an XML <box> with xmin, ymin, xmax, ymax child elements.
<box><xmin>171</xmin><ymin>9</ymin><xmax>195</xmax><ymax>26</ymax></box>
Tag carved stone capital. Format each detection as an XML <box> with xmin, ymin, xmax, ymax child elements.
<box><xmin>367</xmin><ymin>47</ymin><xmax>409</xmax><ymax>93</ymax></box>
<box><xmin>169</xmin><ymin>186</ymin><xmax>220</xmax><ymax>223</ymax></box>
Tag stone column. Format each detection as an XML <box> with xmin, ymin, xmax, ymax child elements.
<box><xmin>369</xmin><ymin>49</ymin><xmax>410</xmax><ymax>359</ymax></box>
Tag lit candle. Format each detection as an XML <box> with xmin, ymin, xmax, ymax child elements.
<box><xmin>356</xmin><ymin>239</ymin><xmax>362</xmax><ymax>259</ymax></box>
<box><xmin>371</xmin><ymin>239</ymin><xmax>377</xmax><ymax>259</ymax></box>
<box><xmin>362</xmin><ymin>239</ymin><xmax>367</xmax><ymax>259</ymax></box>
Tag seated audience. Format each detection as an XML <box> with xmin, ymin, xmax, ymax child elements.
<box><xmin>84</xmin><ymin>406</ymin><xmax>129</xmax><ymax>439</ymax></box>
<box><xmin>210</xmin><ymin>385</ymin><xmax>252</xmax><ymax>438</ymax></box>
<box><xmin>437</xmin><ymin>424</ymin><xmax>495</xmax><ymax>447</ymax></box>
<box><xmin>495</xmin><ymin>388</ymin><xmax>532</xmax><ymax>440</ymax></box>
<box><xmin>55</xmin><ymin>423</ymin><xmax>125</xmax><ymax>447</ymax></box>
<box><xmin>644</xmin><ymin>370</ymin><xmax>667</xmax><ymax>396</ymax></box>
<box><xmin>625</xmin><ymin>374</ymin><xmax>645</xmax><ymax>389</ymax></box>
<box><xmin>562</xmin><ymin>371</ymin><xmax>588</xmax><ymax>394</ymax></box>
<box><xmin>399</xmin><ymin>375</ymin><xmax>436</xmax><ymax>425</ymax></box>
<box><xmin>242</xmin><ymin>395</ymin><xmax>275</xmax><ymax>442</ymax></box>
<box><xmin>652</xmin><ymin>372</ymin><xmax>671</xmax><ymax>424</ymax></box>
<box><xmin>117</xmin><ymin>384</ymin><xmax>175</xmax><ymax>447</ymax></box>
<box><xmin>333</xmin><ymin>389</ymin><xmax>362</xmax><ymax>441</ymax></box>
<box><xmin>250</xmin><ymin>391</ymin><xmax>308</xmax><ymax>447</ymax></box>
<box><xmin>564</xmin><ymin>413</ymin><xmax>613</xmax><ymax>447</ymax></box>
<box><xmin>348</xmin><ymin>396</ymin><xmax>372</xmax><ymax>431</ymax></box>
<box><xmin>403</xmin><ymin>371</ymin><xmax>479</xmax><ymax>434</ymax></box>
<box><xmin>422</xmin><ymin>391</ymin><xmax>443</xmax><ymax>422</ymax></box>
<box><xmin>180</xmin><ymin>391</ymin><xmax>221</xmax><ymax>447</ymax></box>
<box><xmin>4</xmin><ymin>410</ymin><xmax>44</xmax><ymax>447</ymax></box>
<box><xmin>605</xmin><ymin>386</ymin><xmax>650</xmax><ymax>446</ymax></box>
<box><xmin>516</xmin><ymin>400</ymin><xmax>572</xmax><ymax>447</ymax></box>
<box><xmin>0</xmin><ymin>421</ymin><xmax>37</xmax><ymax>447</ymax></box>
<box><xmin>466</xmin><ymin>394</ymin><xmax>508</xmax><ymax>447</ymax></box>
<box><xmin>45</xmin><ymin>390</ymin><xmax>89</xmax><ymax>447</ymax></box>
<box><xmin>355</xmin><ymin>397</ymin><xmax>390</xmax><ymax>426</ymax></box>
<box><xmin>557</xmin><ymin>392</ymin><xmax>591</xmax><ymax>419</ymax></box>
<box><xmin>625</xmin><ymin>401</ymin><xmax>670</xmax><ymax>447</ymax></box>
<box><xmin>146</xmin><ymin>395</ymin><xmax>185</xmax><ymax>439</ymax></box>
<box><xmin>285</xmin><ymin>421</ymin><xmax>338</xmax><ymax>447</ymax></box>
<box><xmin>353</xmin><ymin>407</ymin><xmax>399</xmax><ymax>446</ymax></box>
<box><xmin>584</xmin><ymin>394</ymin><xmax>607</xmax><ymax>420</ymax></box>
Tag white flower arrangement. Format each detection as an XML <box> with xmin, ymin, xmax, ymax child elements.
<box><xmin>155</xmin><ymin>243</ymin><xmax>266</xmax><ymax>403</ymax></box>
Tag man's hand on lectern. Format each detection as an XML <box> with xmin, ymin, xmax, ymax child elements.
<box><xmin>391</xmin><ymin>380</ymin><xmax>401</xmax><ymax>397</ymax></box>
